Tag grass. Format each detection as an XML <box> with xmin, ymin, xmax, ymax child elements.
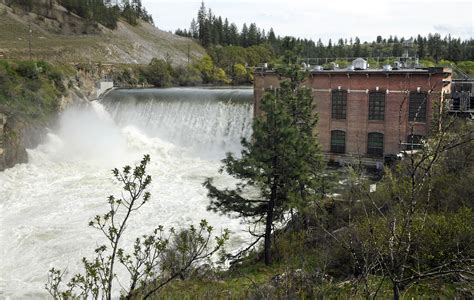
<box><xmin>150</xmin><ymin>262</ymin><xmax>472</xmax><ymax>299</ymax></box>
<box><xmin>0</xmin><ymin>3</ymin><xmax>205</xmax><ymax>65</ymax></box>
<box><xmin>142</xmin><ymin>224</ymin><xmax>473</xmax><ymax>299</ymax></box>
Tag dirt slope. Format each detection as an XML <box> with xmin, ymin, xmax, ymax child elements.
<box><xmin>0</xmin><ymin>2</ymin><xmax>205</xmax><ymax>65</ymax></box>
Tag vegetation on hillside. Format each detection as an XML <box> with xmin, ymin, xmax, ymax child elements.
<box><xmin>0</xmin><ymin>60</ymin><xmax>73</xmax><ymax>118</ymax></box>
<box><xmin>5</xmin><ymin>0</ymin><xmax>153</xmax><ymax>29</ymax></box>
<box><xmin>104</xmin><ymin>55</ymin><xmax>232</xmax><ymax>87</ymax></box>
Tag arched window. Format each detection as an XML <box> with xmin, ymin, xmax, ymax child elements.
<box><xmin>368</xmin><ymin>91</ymin><xmax>385</xmax><ymax>120</ymax></box>
<box><xmin>331</xmin><ymin>130</ymin><xmax>346</xmax><ymax>153</ymax></box>
<box><xmin>367</xmin><ymin>132</ymin><xmax>384</xmax><ymax>157</ymax></box>
<box><xmin>409</xmin><ymin>92</ymin><xmax>427</xmax><ymax>122</ymax></box>
<box><xmin>331</xmin><ymin>90</ymin><xmax>347</xmax><ymax>119</ymax></box>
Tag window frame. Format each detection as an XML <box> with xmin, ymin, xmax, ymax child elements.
<box><xmin>331</xmin><ymin>90</ymin><xmax>347</xmax><ymax>120</ymax></box>
<box><xmin>367</xmin><ymin>132</ymin><xmax>384</xmax><ymax>157</ymax></box>
<box><xmin>330</xmin><ymin>130</ymin><xmax>346</xmax><ymax>154</ymax></box>
<box><xmin>368</xmin><ymin>91</ymin><xmax>385</xmax><ymax>121</ymax></box>
<box><xmin>408</xmin><ymin>92</ymin><xmax>427</xmax><ymax>122</ymax></box>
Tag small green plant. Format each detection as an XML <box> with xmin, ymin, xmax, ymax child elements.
<box><xmin>45</xmin><ymin>155</ymin><xmax>229</xmax><ymax>299</ymax></box>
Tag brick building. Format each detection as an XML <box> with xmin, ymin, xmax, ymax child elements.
<box><xmin>254</xmin><ymin>63</ymin><xmax>452</xmax><ymax>166</ymax></box>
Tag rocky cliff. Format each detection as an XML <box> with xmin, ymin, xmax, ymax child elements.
<box><xmin>0</xmin><ymin>65</ymin><xmax>98</xmax><ymax>171</ymax></box>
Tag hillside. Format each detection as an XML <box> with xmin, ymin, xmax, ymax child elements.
<box><xmin>0</xmin><ymin>2</ymin><xmax>206</xmax><ymax>65</ymax></box>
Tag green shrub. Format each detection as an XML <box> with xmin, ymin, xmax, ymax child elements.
<box><xmin>15</xmin><ymin>61</ymin><xmax>39</xmax><ymax>79</ymax></box>
<box><xmin>174</xmin><ymin>65</ymin><xmax>202</xmax><ymax>86</ymax></box>
<box><xmin>142</xmin><ymin>58</ymin><xmax>173</xmax><ymax>87</ymax></box>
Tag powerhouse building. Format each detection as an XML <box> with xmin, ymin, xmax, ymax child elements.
<box><xmin>254</xmin><ymin>60</ymin><xmax>452</xmax><ymax>166</ymax></box>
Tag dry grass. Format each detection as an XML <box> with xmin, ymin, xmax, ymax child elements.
<box><xmin>0</xmin><ymin>3</ymin><xmax>205</xmax><ymax>65</ymax></box>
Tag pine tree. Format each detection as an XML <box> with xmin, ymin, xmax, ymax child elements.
<box><xmin>222</xmin><ymin>18</ymin><xmax>230</xmax><ymax>45</ymax></box>
<box><xmin>240</xmin><ymin>23</ymin><xmax>249</xmax><ymax>47</ymax></box>
<box><xmin>190</xmin><ymin>18</ymin><xmax>199</xmax><ymax>39</ymax></box>
<box><xmin>228</xmin><ymin>23</ymin><xmax>239</xmax><ymax>45</ymax></box>
<box><xmin>197</xmin><ymin>1</ymin><xmax>207</xmax><ymax>43</ymax></box>
<box><xmin>204</xmin><ymin>74</ymin><xmax>323</xmax><ymax>265</ymax></box>
<box><xmin>247</xmin><ymin>23</ymin><xmax>259</xmax><ymax>46</ymax></box>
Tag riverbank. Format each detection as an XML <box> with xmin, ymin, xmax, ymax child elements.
<box><xmin>0</xmin><ymin>60</ymin><xmax>101</xmax><ymax>170</ymax></box>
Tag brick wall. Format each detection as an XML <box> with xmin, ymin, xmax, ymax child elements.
<box><xmin>254</xmin><ymin>69</ymin><xmax>451</xmax><ymax>164</ymax></box>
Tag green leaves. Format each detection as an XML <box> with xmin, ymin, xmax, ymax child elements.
<box><xmin>46</xmin><ymin>155</ymin><xmax>228</xmax><ymax>299</ymax></box>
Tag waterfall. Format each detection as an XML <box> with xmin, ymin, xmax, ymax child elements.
<box><xmin>0</xmin><ymin>87</ymin><xmax>254</xmax><ymax>299</ymax></box>
<box><xmin>102</xmin><ymin>88</ymin><xmax>253</xmax><ymax>158</ymax></box>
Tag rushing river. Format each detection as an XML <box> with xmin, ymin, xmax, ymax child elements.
<box><xmin>0</xmin><ymin>88</ymin><xmax>254</xmax><ymax>299</ymax></box>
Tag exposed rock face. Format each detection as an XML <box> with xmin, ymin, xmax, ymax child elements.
<box><xmin>0</xmin><ymin>113</ymin><xmax>6</xmax><ymax>170</ymax></box>
<box><xmin>0</xmin><ymin>113</ymin><xmax>30</xmax><ymax>171</ymax></box>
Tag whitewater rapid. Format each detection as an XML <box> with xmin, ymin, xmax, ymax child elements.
<box><xmin>0</xmin><ymin>88</ymin><xmax>254</xmax><ymax>299</ymax></box>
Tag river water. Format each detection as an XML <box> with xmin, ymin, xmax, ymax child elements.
<box><xmin>0</xmin><ymin>88</ymin><xmax>254</xmax><ymax>298</ymax></box>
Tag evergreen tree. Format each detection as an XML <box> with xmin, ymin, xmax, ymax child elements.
<box><xmin>197</xmin><ymin>1</ymin><xmax>207</xmax><ymax>44</ymax></box>
<box><xmin>241</xmin><ymin>23</ymin><xmax>249</xmax><ymax>47</ymax></box>
<box><xmin>353</xmin><ymin>36</ymin><xmax>361</xmax><ymax>57</ymax></box>
<box><xmin>247</xmin><ymin>23</ymin><xmax>259</xmax><ymax>46</ymax></box>
<box><xmin>222</xmin><ymin>18</ymin><xmax>230</xmax><ymax>45</ymax></box>
<box><xmin>416</xmin><ymin>35</ymin><xmax>425</xmax><ymax>59</ymax></box>
<box><xmin>190</xmin><ymin>18</ymin><xmax>199</xmax><ymax>39</ymax></box>
<box><xmin>204</xmin><ymin>73</ymin><xmax>322</xmax><ymax>265</ymax></box>
<box><xmin>228</xmin><ymin>23</ymin><xmax>239</xmax><ymax>45</ymax></box>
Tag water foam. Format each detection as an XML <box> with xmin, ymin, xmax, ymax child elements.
<box><xmin>0</xmin><ymin>88</ymin><xmax>253</xmax><ymax>298</ymax></box>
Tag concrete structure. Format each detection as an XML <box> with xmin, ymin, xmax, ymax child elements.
<box><xmin>254</xmin><ymin>64</ymin><xmax>452</xmax><ymax>166</ymax></box>
<box><xmin>96</xmin><ymin>80</ymin><xmax>114</xmax><ymax>99</ymax></box>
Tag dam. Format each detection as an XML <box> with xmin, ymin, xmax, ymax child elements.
<box><xmin>0</xmin><ymin>87</ymin><xmax>253</xmax><ymax>298</ymax></box>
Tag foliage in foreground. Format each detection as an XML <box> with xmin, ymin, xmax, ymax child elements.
<box><xmin>45</xmin><ymin>155</ymin><xmax>228</xmax><ymax>299</ymax></box>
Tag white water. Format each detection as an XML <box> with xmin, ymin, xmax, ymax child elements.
<box><xmin>0</xmin><ymin>88</ymin><xmax>254</xmax><ymax>299</ymax></box>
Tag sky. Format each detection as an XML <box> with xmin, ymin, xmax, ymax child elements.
<box><xmin>142</xmin><ymin>0</ymin><xmax>473</xmax><ymax>43</ymax></box>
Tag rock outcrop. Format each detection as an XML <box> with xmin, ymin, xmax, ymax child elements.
<box><xmin>0</xmin><ymin>113</ymin><xmax>6</xmax><ymax>170</ymax></box>
<box><xmin>0</xmin><ymin>113</ymin><xmax>28</xmax><ymax>171</ymax></box>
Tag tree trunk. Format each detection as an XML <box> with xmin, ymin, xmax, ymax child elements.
<box><xmin>264</xmin><ymin>183</ymin><xmax>276</xmax><ymax>265</ymax></box>
<box><xmin>393</xmin><ymin>282</ymin><xmax>400</xmax><ymax>300</ymax></box>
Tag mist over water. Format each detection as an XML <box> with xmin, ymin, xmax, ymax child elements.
<box><xmin>0</xmin><ymin>88</ymin><xmax>254</xmax><ymax>298</ymax></box>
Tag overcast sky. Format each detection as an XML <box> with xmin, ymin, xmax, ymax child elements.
<box><xmin>142</xmin><ymin>0</ymin><xmax>473</xmax><ymax>43</ymax></box>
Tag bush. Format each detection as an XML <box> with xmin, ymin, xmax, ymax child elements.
<box><xmin>15</xmin><ymin>61</ymin><xmax>39</xmax><ymax>79</ymax></box>
<box><xmin>142</xmin><ymin>58</ymin><xmax>173</xmax><ymax>87</ymax></box>
<box><xmin>232</xmin><ymin>63</ymin><xmax>250</xmax><ymax>84</ymax></box>
<box><xmin>174</xmin><ymin>65</ymin><xmax>202</xmax><ymax>86</ymax></box>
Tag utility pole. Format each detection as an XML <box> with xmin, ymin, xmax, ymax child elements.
<box><xmin>28</xmin><ymin>21</ymin><xmax>32</xmax><ymax>60</ymax></box>
<box><xmin>187</xmin><ymin>44</ymin><xmax>190</xmax><ymax>67</ymax></box>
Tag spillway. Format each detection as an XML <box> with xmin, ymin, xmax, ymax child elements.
<box><xmin>0</xmin><ymin>87</ymin><xmax>254</xmax><ymax>298</ymax></box>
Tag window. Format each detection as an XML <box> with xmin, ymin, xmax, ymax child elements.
<box><xmin>409</xmin><ymin>92</ymin><xmax>427</xmax><ymax>122</ymax></box>
<box><xmin>332</xmin><ymin>90</ymin><xmax>347</xmax><ymax>119</ymax></box>
<box><xmin>406</xmin><ymin>134</ymin><xmax>424</xmax><ymax>150</ymax></box>
<box><xmin>367</xmin><ymin>132</ymin><xmax>384</xmax><ymax>157</ymax></box>
<box><xmin>368</xmin><ymin>91</ymin><xmax>385</xmax><ymax>120</ymax></box>
<box><xmin>331</xmin><ymin>130</ymin><xmax>346</xmax><ymax>153</ymax></box>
